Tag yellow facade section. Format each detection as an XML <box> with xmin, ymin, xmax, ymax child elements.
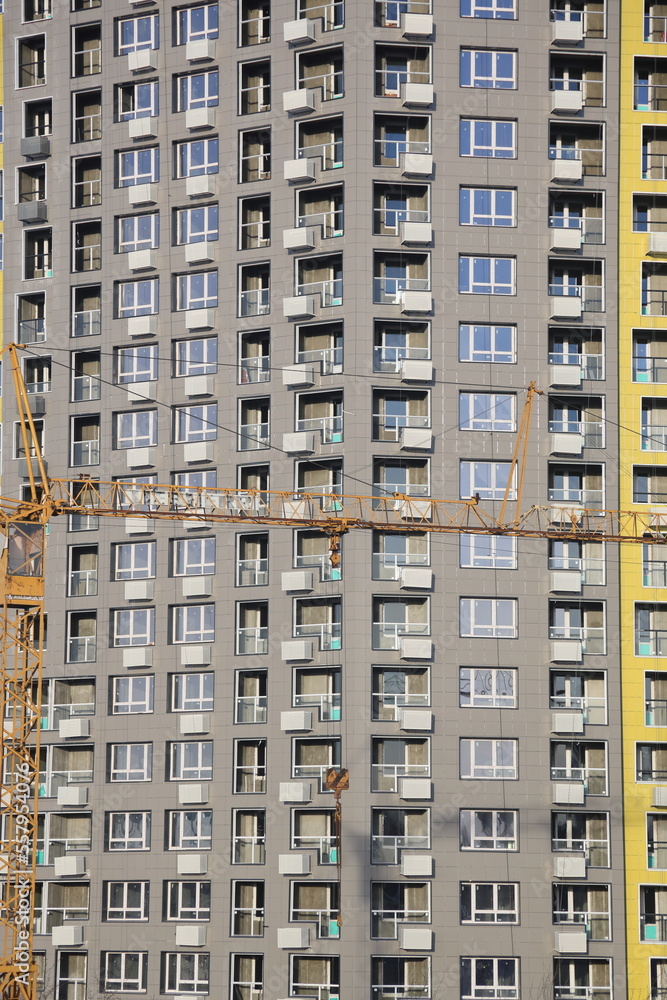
<box><xmin>620</xmin><ymin>3</ymin><xmax>667</xmax><ymax>996</ymax></box>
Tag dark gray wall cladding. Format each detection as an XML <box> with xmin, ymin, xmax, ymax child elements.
<box><xmin>1</xmin><ymin>1</ymin><xmax>624</xmax><ymax>999</ymax></box>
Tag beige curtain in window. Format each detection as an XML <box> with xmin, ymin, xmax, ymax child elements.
<box><xmin>295</xmin><ymin>810</ymin><xmax>330</xmax><ymax>837</ymax></box>
<box><xmin>298</xmin><ymin>670</ymin><xmax>331</xmax><ymax>696</ymax></box>
<box><xmin>405</xmin><ymin>883</ymin><xmax>428</xmax><ymax>917</ymax></box>
<box><xmin>406</xmin><ymin>740</ymin><xmax>427</xmax><ymax>766</ymax></box>
<box><xmin>586</xmin><ymin>813</ymin><xmax>608</xmax><ymax>867</ymax></box>
<box><xmin>293</xmin><ymin>957</ymin><xmax>331</xmax><ymax>989</ymax></box>
<box><xmin>298</xmin><ymin>531</ymin><xmax>328</xmax><ymax>558</ymax></box>
<box><xmin>585</xmin><ymin>743</ymin><xmax>606</xmax><ymax>794</ymax></box>
<box><xmin>297</xmin><ymin>739</ymin><xmax>333</xmax><ymax>766</ymax></box>
<box><xmin>405</xmin><ymin>809</ymin><xmax>427</xmax><ymax>838</ymax></box>
<box><xmin>587</xmin><ymin>886</ymin><xmax>609</xmax><ymax>939</ymax></box>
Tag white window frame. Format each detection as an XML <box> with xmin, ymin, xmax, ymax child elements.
<box><xmin>460</xmin><ymin>809</ymin><xmax>518</xmax><ymax>851</ymax></box>
<box><xmin>177</xmin><ymin>69</ymin><xmax>219</xmax><ymax>111</ymax></box>
<box><xmin>460</xmin><ymin>534</ymin><xmax>517</xmax><ymax>569</ymax></box>
<box><xmin>170</xmin><ymin>740</ymin><xmax>213</xmax><ymax>781</ymax></box>
<box><xmin>173</xmin><ymin>604</ymin><xmax>215</xmax><ymax>643</ymax></box>
<box><xmin>459</xmin><ymin>255</ymin><xmax>515</xmax><ymax>295</ymax></box>
<box><xmin>116</xmin><ymin>344</ymin><xmax>158</xmax><ymax>384</ymax></box>
<box><xmin>117</xmin><ymin>277</ymin><xmax>158</xmax><ymax>318</ymax></box>
<box><xmin>460</xmin><ymin>882</ymin><xmax>519</xmax><ymax>923</ymax></box>
<box><xmin>117</xmin><ymin>147</ymin><xmax>159</xmax><ymax>187</ymax></box>
<box><xmin>117</xmin><ymin>212</ymin><xmax>159</xmax><ymax>253</ymax></box>
<box><xmin>174</xmin><ymin>336</ymin><xmax>218</xmax><ymax>376</ymax></box>
<box><xmin>107</xmin><ymin>810</ymin><xmax>151</xmax><ymax>851</ymax></box>
<box><xmin>174</xmin><ymin>537</ymin><xmax>216</xmax><ymax>576</ymax></box>
<box><xmin>460</xmin><ymin>48</ymin><xmax>517</xmax><ymax>89</ymax></box>
<box><xmin>176</xmin><ymin>270</ymin><xmax>218</xmax><ymax>310</ymax></box>
<box><xmin>460</xmin><ymin>187</ymin><xmax>516</xmax><ymax>227</ymax></box>
<box><xmin>109</xmin><ymin>742</ymin><xmax>152</xmax><ymax>782</ymax></box>
<box><xmin>115</xmin><ymin>409</ymin><xmax>158</xmax><ymax>449</ymax></box>
<box><xmin>117</xmin><ymin>13</ymin><xmax>159</xmax><ymax>54</ymax></box>
<box><xmin>461</xmin><ymin>958</ymin><xmax>519</xmax><ymax>1000</ymax></box>
<box><xmin>117</xmin><ymin>80</ymin><xmax>159</xmax><ymax>121</ymax></box>
<box><xmin>174</xmin><ymin>404</ymin><xmax>218</xmax><ymax>442</ymax></box>
<box><xmin>459</xmin><ymin>392</ymin><xmax>515</xmax><ymax>432</ymax></box>
<box><xmin>102</xmin><ymin>952</ymin><xmax>148</xmax><ymax>993</ymax></box>
<box><xmin>460</xmin><ymin>461</ymin><xmax>516</xmax><ymax>501</ymax></box>
<box><xmin>176</xmin><ymin>205</ymin><xmax>219</xmax><ymax>245</ymax></box>
<box><xmin>104</xmin><ymin>881</ymin><xmax>149</xmax><ymax>921</ymax></box>
<box><xmin>163</xmin><ymin>953</ymin><xmax>210</xmax><ymax>995</ymax></box>
<box><xmin>459</xmin><ymin>323</ymin><xmax>516</xmax><ymax>364</ymax></box>
<box><xmin>168</xmin><ymin>809</ymin><xmax>213</xmax><ymax>850</ymax></box>
<box><xmin>460</xmin><ymin>0</ymin><xmax>516</xmax><ymax>18</ymax></box>
<box><xmin>111</xmin><ymin>675</ymin><xmax>154</xmax><ymax>714</ymax></box>
<box><xmin>176</xmin><ymin>2</ymin><xmax>219</xmax><ymax>44</ymax></box>
<box><xmin>113</xmin><ymin>607</ymin><xmax>156</xmax><ymax>647</ymax></box>
<box><xmin>166</xmin><ymin>880</ymin><xmax>211</xmax><ymax>921</ymax></box>
<box><xmin>170</xmin><ymin>672</ymin><xmax>215</xmax><ymax>712</ymax></box>
<box><xmin>114</xmin><ymin>541</ymin><xmax>156</xmax><ymax>580</ymax></box>
<box><xmin>460</xmin><ymin>118</ymin><xmax>516</xmax><ymax>158</ymax></box>
<box><xmin>459</xmin><ymin>667</ymin><xmax>517</xmax><ymax>709</ymax></box>
<box><xmin>460</xmin><ymin>738</ymin><xmax>518</xmax><ymax>780</ymax></box>
<box><xmin>459</xmin><ymin>598</ymin><xmax>518</xmax><ymax>638</ymax></box>
<box><xmin>175</xmin><ymin>137</ymin><xmax>220</xmax><ymax>178</ymax></box>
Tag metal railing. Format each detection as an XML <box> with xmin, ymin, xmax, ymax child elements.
<box><xmin>372</xmin><ymin>552</ymin><xmax>429</xmax><ymax>580</ymax></box>
<box><xmin>72</xmin><ymin>308</ymin><xmax>101</xmax><ymax>338</ymax></box>
<box><xmin>550</xmin><ymin>7</ymin><xmax>604</xmax><ymax>37</ymax></box>
<box><xmin>551</xmin><ymin>836</ymin><xmax>608</xmax><ymax>859</ymax></box>
<box><xmin>294</xmin><ymin>693</ymin><xmax>342</xmax><ymax>721</ymax></box>
<box><xmin>67</xmin><ymin>636</ymin><xmax>96</xmax><ymax>663</ymax></box>
<box><xmin>548</xmin><ymin>626</ymin><xmax>605</xmax><ymax>655</ymax></box>
<box><xmin>636</xmin><ymin>629</ymin><xmax>667</xmax><ymax>656</ymax></box>
<box><xmin>74</xmin><ymin>243</ymin><xmax>102</xmax><ymax>272</ymax></box>
<box><xmin>642</xmin><ymin>290</ymin><xmax>667</xmax><ymax>316</ymax></box>
<box><xmin>295</xmin><ymin>553</ymin><xmax>342</xmax><ymax>582</ymax></box>
<box><xmin>374</xmin><ymin>138</ymin><xmax>430</xmax><ymax>167</ymax></box>
<box><xmin>550</xmin><ymin>765</ymin><xmax>607</xmax><ymax>793</ymax></box>
<box><xmin>18</xmin><ymin>319</ymin><xmax>46</xmax><ymax>345</ymax></box>
<box><xmin>240</xmin><ymin>356</ymin><xmax>270</xmax><ymax>383</ymax></box>
<box><xmin>643</xmin><ymin>562</ymin><xmax>667</xmax><ymax>587</ymax></box>
<box><xmin>72</xmin><ymin>373</ymin><xmax>101</xmax><ymax>402</ymax></box>
<box><xmin>373</xmin><ymin>691</ymin><xmax>429</xmax><ymax>720</ymax></box>
<box><xmin>293</xmin><ymin>763</ymin><xmax>339</xmax><ymax>791</ymax></box>
<box><xmin>376</xmin><ymin>0</ymin><xmax>431</xmax><ymax>25</ymax></box>
<box><xmin>374</xmin><ymin>345</ymin><xmax>429</xmax><ymax>372</ymax></box>
<box><xmin>633</xmin><ymin>356</ymin><xmax>667</xmax><ymax>382</ymax></box>
<box><xmin>292</xmin><ymin>833</ymin><xmax>338</xmax><ymax>863</ymax></box>
<box><xmin>548</xmin><ymin>283</ymin><xmax>603</xmax><ymax>311</ymax></box>
<box><xmin>296</xmin><ymin>414</ymin><xmax>343</xmax><ymax>443</ymax></box>
<box><xmin>547</xmin><ymin>488</ymin><xmax>603</xmax><ymax>506</ymax></box>
<box><xmin>296</xmin><ymin>277</ymin><xmax>343</xmax><ymax>306</ymax></box>
<box><xmin>548</xmin><ymin>145</ymin><xmax>603</xmax><ymax>175</ymax></box>
<box><xmin>549</xmin><ymin>695</ymin><xmax>606</xmax><ymax>725</ymax></box>
<box><xmin>291</xmin><ymin>906</ymin><xmax>340</xmax><ymax>937</ymax></box>
<box><xmin>550</xmin><ymin>78</ymin><xmax>603</xmax><ymax>106</ymax></box>
<box><xmin>25</xmin><ymin>252</ymin><xmax>52</xmax><ymax>280</ymax></box>
<box><xmin>646</xmin><ymin>699</ymin><xmax>667</xmax><ymax>726</ymax></box>
<box><xmin>548</xmin><ymin>216</ymin><xmax>604</xmax><ymax>244</ymax></box>
<box><xmin>374</xmin><ymin>413</ymin><xmax>430</xmax><ymax>441</ymax></box>
<box><xmin>375</xmin><ymin>68</ymin><xmax>430</xmax><ymax>98</ymax></box>
<box><xmin>297</xmin><ymin>346</ymin><xmax>343</xmax><ymax>374</ymax></box>
<box><xmin>69</xmin><ymin>569</ymin><xmax>98</xmax><ymax>597</ymax></box>
<box><xmin>373</xmin><ymin>621</ymin><xmax>429</xmax><ymax>650</ymax></box>
<box><xmin>40</xmin><ymin>700</ymin><xmax>95</xmax><ymax>729</ymax></box>
<box><xmin>645</xmin><ymin>15</ymin><xmax>667</xmax><ymax>40</ymax></box>
<box><xmin>39</xmin><ymin>766</ymin><xmax>94</xmax><ymax>798</ymax></box>
<box><xmin>548</xmin><ymin>419</ymin><xmax>603</xmax><ymax>448</ymax></box>
<box><xmin>635</xmin><ymin>84</ymin><xmax>667</xmax><ymax>111</ymax></box>
<box><xmin>236</xmin><ymin>695</ymin><xmax>268</xmax><ymax>724</ymax></box>
<box><xmin>235</xmin><ymin>766</ymin><xmax>266</xmax><ymax>794</ymax></box>
<box><xmin>239</xmin><ymin>288</ymin><xmax>270</xmax><ymax>317</ymax></box>
<box><xmin>372</xmin><ymin>481</ymin><xmax>430</xmax><ymax>499</ymax></box>
<box><xmin>232</xmin><ymin>907</ymin><xmax>264</xmax><ymax>935</ymax></box>
<box><xmin>547</xmin><ymin>555</ymin><xmax>605</xmax><ymax>584</ymax></box>
<box><xmin>298</xmin><ymin>208</ymin><xmax>343</xmax><ymax>237</ymax></box>
<box><xmin>642</xmin><ymin>425</ymin><xmax>667</xmax><ymax>451</ymax></box>
<box><xmin>294</xmin><ymin>622</ymin><xmax>342</xmax><ymax>650</ymax></box>
<box><xmin>553</xmin><ymin>909</ymin><xmax>609</xmax><ymax>939</ymax></box>
<box><xmin>240</xmin><ymin>220</ymin><xmax>270</xmax><ymax>249</ymax></box>
<box><xmin>73</xmin><ymin>45</ymin><xmax>101</xmax><ymax>76</ymax></box>
<box><xmin>233</xmin><ymin>835</ymin><xmax>265</xmax><ymax>864</ymax></box>
<box><xmin>293</xmin><ymin>983</ymin><xmax>340</xmax><ymax>1000</ymax></box>
<box><xmin>238</xmin><ymin>421</ymin><xmax>270</xmax><ymax>451</ymax></box>
<box><xmin>293</xmin><ymin>486</ymin><xmax>344</xmax><ymax>513</ymax></box>
<box><xmin>644</xmin><ymin>152</ymin><xmax>667</xmax><ymax>180</ymax></box>
<box><xmin>297</xmin><ymin>140</ymin><xmax>343</xmax><ymax>169</ymax></box>
<box><xmin>240</xmin><ymin>84</ymin><xmax>270</xmax><ymax>114</ymax></box>
<box><xmin>641</xmin><ymin>913</ymin><xmax>667</xmax><ymax>941</ymax></box>
<box><xmin>374</xmin><ymin>276</ymin><xmax>430</xmax><ymax>304</ymax></box>
<box><xmin>372</xmin><ymin>907</ymin><xmax>430</xmax><ymax>938</ymax></box>
<box><xmin>371</xmin><ymin>762</ymin><xmax>429</xmax><ymax>792</ymax></box>
<box><xmin>74</xmin><ymin>177</ymin><xmax>101</xmax><ymax>207</ymax></box>
<box><xmin>371</xmin><ymin>833</ymin><xmax>429</xmax><ymax>864</ymax></box>
<box><xmin>240</xmin><ymin>12</ymin><xmax>270</xmax><ymax>43</ymax></box>
<box><xmin>241</xmin><ymin>151</ymin><xmax>271</xmax><ymax>182</ymax></box>
<box><xmin>71</xmin><ymin>439</ymin><xmax>100</xmax><ymax>467</ymax></box>
<box><xmin>74</xmin><ymin>111</ymin><xmax>102</xmax><ymax>142</ymax></box>
<box><xmin>548</xmin><ymin>352</ymin><xmax>604</xmax><ymax>380</ymax></box>
<box><xmin>34</xmin><ymin>903</ymin><xmax>89</xmax><ymax>935</ymax></box>
<box><xmin>298</xmin><ymin>0</ymin><xmax>344</xmax><ymax>28</ymax></box>
<box><xmin>237</xmin><ymin>627</ymin><xmax>269</xmax><ymax>655</ymax></box>
<box><xmin>38</xmin><ymin>835</ymin><xmax>91</xmax><ymax>864</ymax></box>
<box><xmin>374</xmin><ymin>207</ymin><xmax>430</xmax><ymax>235</ymax></box>
<box><xmin>297</xmin><ymin>70</ymin><xmax>344</xmax><ymax>101</ymax></box>
<box><xmin>237</xmin><ymin>558</ymin><xmax>269</xmax><ymax>587</ymax></box>
<box><xmin>553</xmin><ymin>989</ymin><xmax>610</xmax><ymax>1000</ymax></box>
<box><xmin>373</xmin><ymin>987</ymin><xmax>429</xmax><ymax>1000</ymax></box>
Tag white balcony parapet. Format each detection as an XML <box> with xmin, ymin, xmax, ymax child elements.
<box><xmin>401</xmin><ymin>854</ymin><xmax>434</xmax><ymax>877</ymax></box>
<box><xmin>186</xmin><ymin>107</ymin><xmax>216</xmax><ymax>130</ymax></box>
<box><xmin>278</xmin><ymin>854</ymin><xmax>312</xmax><ymax>875</ymax></box>
<box><xmin>552</xmin><ymin>711</ymin><xmax>585</xmax><ymax>734</ymax></box>
<box><xmin>186</xmin><ymin>39</ymin><xmax>216</xmax><ymax>62</ymax></box>
<box><xmin>552</xmin><ymin>19</ymin><xmax>584</xmax><ymax>44</ymax></box>
<box><xmin>402</xmin><ymin>152</ymin><xmax>433</xmax><ymax>176</ymax></box>
<box><xmin>283</xmin><ymin>89</ymin><xmax>317</xmax><ymax>114</ymax></box>
<box><xmin>128</xmin><ymin>49</ymin><xmax>158</xmax><ymax>72</ymax></box>
<box><xmin>402</xmin><ymin>12</ymin><xmax>434</xmax><ymax>36</ymax></box>
<box><xmin>551</xmin><ymin>156</ymin><xmax>583</xmax><ymax>182</ymax></box>
<box><xmin>284</xmin><ymin>18</ymin><xmax>317</xmax><ymax>43</ymax></box>
<box><xmin>281</xmin><ymin>639</ymin><xmax>315</xmax><ymax>661</ymax></box>
<box><xmin>552</xmin><ymin>782</ymin><xmax>585</xmax><ymax>805</ymax></box>
<box><xmin>551</xmin><ymin>228</ymin><xmax>582</xmax><ymax>252</ymax></box>
<box><xmin>402</xmin><ymin>83</ymin><xmax>434</xmax><ymax>107</ymax></box>
<box><xmin>186</xmin><ymin>174</ymin><xmax>217</xmax><ymax>198</ymax></box>
<box><xmin>552</xmin><ymin>89</ymin><xmax>584</xmax><ymax>113</ymax></box>
<box><xmin>283</xmin><ymin>226</ymin><xmax>317</xmax><ymax>250</ymax></box>
<box><xmin>284</xmin><ymin>158</ymin><xmax>317</xmax><ymax>182</ymax></box>
<box><xmin>400</xmin><ymin>221</ymin><xmax>433</xmax><ymax>245</ymax></box>
<box><xmin>280</xmin><ymin>710</ymin><xmax>313</xmax><ymax>731</ymax></box>
<box><xmin>553</xmin><ymin>856</ymin><xmax>587</xmax><ymax>879</ymax></box>
<box><xmin>185</xmin><ymin>241</ymin><xmax>216</xmax><ymax>264</ymax></box>
<box><xmin>128</xmin><ymin>117</ymin><xmax>158</xmax><ymax>140</ymax></box>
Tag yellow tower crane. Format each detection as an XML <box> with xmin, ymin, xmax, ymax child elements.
<box><xmin>1</xmin><ymin>347</ymin><xmax>666</xmax><ymax>999</ymax></box>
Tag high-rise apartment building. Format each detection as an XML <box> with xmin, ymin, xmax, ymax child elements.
<box><xmin>4</xmin><ymin>1</ymin><xmax>667</xmax><ymax>999</ymax></box>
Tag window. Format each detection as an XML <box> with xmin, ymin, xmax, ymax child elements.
<box><xmin>460</xmin><ymin>49</ymin><xmax>517</xmax><ymax>89</ymax></box>
<box><xmin>233</xmin><ymin>809</ymin><xmax>266</xmax><ymax>863</ymax></box>
<box><xmin>553</xmin><ymin>811</ymin><xmax>609</xmax><ymax>867</ymax></box>
<box><xmin>371</xmin><ymin>808</ymin><xmax>430</xmax><ymax>864</ymax></box>
<box><xmin>104</xmin><ymin>881</ymin><xmax>149</xmax><ymax>921</ymax></box>
<box><xmin>459</xmin><ymin>598</ymin><xmax>517</xmax><ymax>639</ymax></box>
<box><xmin>176</xmin><ymin>205</ymin><xmax>219</xmax><ymax>245</ymax></box>
<box><xmin>177</xmin><ymin>70</ymin><xmax>219</xmax><ymax>111</ymax></box>
<box><xmin>176</xmin><ymin>271</ymin><xmax>218</xmax><ymax>311</ymax></box>
<box><xmin>240</xmin><ymin>60</ymin><xmax>271</xmax><ymax>114</ymax></box>
<box><xmin>459</xmin><ymin>323</ymin><xmax>516</xmax><ymax>364</ymax></box>
<box><xmin>175</xmin><ymin>137</ymin><xmax>219</xmax><ymax>178</ymax></box>
<box><xmin>460</xmin><ymin>117</ymin><xmax>518</xmax><ymax>157</ymax></box>
<box><xmin>24</xmin><ymin>227</ymin><xmax>51</xmax><ymax>280</ymax></box>
<box><xmin>73</xmin><ymin>220</ymin><xmax>102</xmax><ymax>272</ymax></box>
<box><xmin>372</xmin><ymin>666</ymin><xmax>429</xmax><ymax>720</ymax></box>
<box><xmin>109</xmin><ymin>743</ymin><xmax>152</xmax><ymax>782</ymax></box>
<box><xmin>459</xmin><ymin>393</ymin><xmax>515</xmax><ymax>432</ymax></box>
<box><xmin>163</xmin><ymin>953</ymin><xmax>210</xmax><ymax>995</ymax></box>
<box><xmin>371</xmin><ymin>737</ymin><xmax>430</xmax><ymax>792</ymax></box>
<box><xmin>113</xmin><ymin>607</ymin><xmax>155</xmax><ymax>646</ymax></box>
<box><xmin>118</xmin><ymin>213</ymin><xmax>159</xmax><ymax>253</ymax></box>
<box><xmin>116</xmin><ymin>345</ymin><xmax>158</xmax><ymax>385</ymax></box>
<box><xmin>117</xmin><ymin>80</ymin><xmax>159</xmax><ymax>121</ymax></box>
<box><xmin>106</xmin><ymin>811</ymin><xmax>151</xmax><ymax>851</ymax></box>
<box><xmin>173</xmin><ymin>469</ymin><xmax>218</xmax><ymax>490</ymax></box>
<box><xmin>170</xmin><ymin>672</ymin><xmax>214</xmax><ymax>713</ymax></box>
<box><xmin>231</xmin><ymin>955</ymin><xmax>263</xmax><ymax>1000</ymax></box>
<box><xmin>114</xmin><ymin>541</ymin><xmax>156</xmax><ymax>580</ymax></box>
<box><xmin>461</xmin><ymin>0</ymin><xmax>516</xmax><ymax>17</ymax></box>
<box><xmin>168</xmin><ymin>809</ymin><xmax>212</xmax><ymax>850</ymax></box>
<box><xmin>460</xmin><ymin>188</ymin><xmax>516</xmax><ymax>227</ymax></box>
<box><xmin>72</xmin><ymin>155</ymin><xmax>101</xmax><ymax>207</ymax></box>
<box><xmin>460</xmin><ymin>535</ymin><xmax>516</xmax><ymax>569</ymax></box>
<box><xmin>117</xmin><ymin>278</ymin><xmax>158</xmax><ymax>318</ymax></box>
<box><xmin>111</xmin><ymin>676</ymin><xmax>154</xmax><ymax>715</ymax></box>
<box><xmin>232</xmin><ymin>881</ymin><xmax>264</xmax><ymax>936</ymax></box>
<box><xmin>102</xmin><ymin>953</ymin><xmax>148</xmax><ymax>993</ymax></box>
<box><xmin>166</xmin><ymin>880</ymin><xmax>211</xmax><ymax>921</ymax></box>
<box><xmin>461</xmin><ymin>883</ymin><xmax>518</xmax><ymax>923</ymax></box>
<box><xmin>460</xmin><ymin>810</ymin><xmax>517</xmax><ymax>851</ymax></box>
<box><xmin>170</xmin><ymin>741</ymin><xmax>213</xmax><ymax>782</ymax></box>
<box><xmin>461</xmin><ymin>739</ymin><xmax>517</xmax><ymax>780</ymax></box>
<box><xmin>67</xmin><ymin>611</ymin><xmax>97</xmax><ymax>663</ymax></box>
<box><xmin>372</xmin><ymin>957</ymin><xmax>429</xmax><ymax>1000</ymax></box>
<box><xmin>176</xmin><ymin>3</ymin><xmax>219</xmax><ymax>43</ymax></box>
<box><xmin>174</xmin><ymin>537</ymin><xmax>216</xmax><ymax>576</ymax></box>
<box><xmin>460</xmin><ymin>461</ymin><xmax>516</xmax><ymax>501</ymax></box>
<box><xmin>117</xmin><ymin>14</ymin><xmax>159</xmax><ymax>54</ymax></box>
<box><xmin>459</xmin><ymin>668</ymin><xmax>517</xmax><ymax>708</ymax></box>
<box><xmin>115</xmin><ymin>410</ymin><xmax>158</xmax><ymax>449</ymax></box>
<box><xmin>240</xmin><ymin>127</ymin><xmax>271</xmax><ymax>182</ymax></box>
<box><xmin>68</xmin><ymin>544</ymin><xmax>97</xmax><ymax>596</ymax></box>
<box><xmin>637</xmin><ymin>743</ymin><xmax>667</xmax><ymax>782</ymax></box>
<box><xmin>72</xmin><ymin>23</ymin><xmax>101</xmax><ymax>76</ymax></box>
<box><xmin>174</xmin><ymin>404</ymin><xmax>218</xmax><ymax>443</ymax></box>
<box><xmin>73</xmin><ymin>89</ymin><xmax>101</xmax><ymax>142</ymax></box>
<box><xmin>235</xmin><ymin>739</ymin><xmax>267</xmax><ymax>793</ymax></box>
<box><xmin>173</xmin><ymin>604</ymin><xmax>215</xmax><ymax>643</ymax></box>
<box><xmin>459</xmin><ymin>255</ymin><xmax>515</xmax><ymax>295</ymax></box>
<box><xmin>461</xmin><ymin>958</ymin><xmax>519</xmax><ymax>1000</ymax></box>
<box><xmin>18</xmin><ymin>35</ymin><xmax>46</xmax><ymax>88</ymax></box>
<box><xmin>174</xmin><ymin>337</ymin><xmax>218</xmax><ymax>377</ymax></box>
